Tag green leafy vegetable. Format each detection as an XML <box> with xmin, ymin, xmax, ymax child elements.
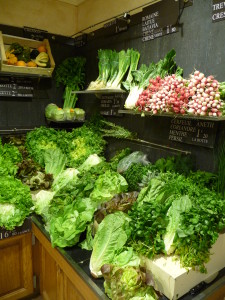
<box><xmin>0</xmin><ymin>176</ymin><xmax>33</xmax><ymax>230</ymax></box>
<box><xmin>48</xmin><ymin>197</ymin><xmax>96</xmax><ymax>248</ymax></box>
<box><xmin>124</xmin><ymin>49</ymin><xmax>182</xmax><ymax>109</ymax></box>
<box><xmin>43</xmin><ymin>148</ymin><xmax>67</xmax><ymax>178</ymax></box>
<box><xmin>163</xmin><ymin>195</ymin><xmax>192</xmax><ymax>255</ymax></box>
<box><xmin>74</xmin><ymin>108</ymin><xmax>85</xmax><ymax>120</ymax></box>
<box><xmin>65</xmin><ymin>125</ymin><xmax>106</xmax><ymax>168</ymax></box>
<box><xmin>0</xmin><ymin>142</ymin><xmax>23</xmax><ymax>176</ymax></box>
<box><xmin>94</xmin><ymin>191</ymin><xmax>139</xmax><ymax>224</ymax></box>
<box><xmin>25</xmin><ymin>126</ymin><xmax>63</xmax><ymax>166</ymax></box>
<box><xmin>78</xmin><ymin>154</ymin><xmax>103</xmax><ymax>173</ymax></box>
<box><xmin>128</xmin><ymin>172</ymin><xmax>225</xmax><ymax>272</ymax></box>
<box><xmin>123</xmin><ymin>163</ymin><xmax>153</xmax><ymax>191</ymax></box>
<box><xmin>52</xmin><ymin>168</ymin><xmax>79</xmax><ymax>193</ymax></box>
<box><xmin>55</xmin><ymin>56</ymin><xmax>86</xmax><ymax>109</ymax></box>
<box><xmin>90</xmin><ymin>170</ymin><xmax>128</xmax><ymax>204</ymax></box>
<box><xmin>45</xmin><ymin>103</ymin><xmax>59</xmax><ymax>119</ymax></box>
<box><xmin>117</xmin><ymin>151</ymin><xmax>149</xmax><ymax>173</ymax></box>
<box><xmin>32</xmin><ymin>190</ymin><xmax>55</xmax><ymax>220</ymax></box>
<box><xmin>109</xmin><ymin>147</ymin><xmax>132</xmax><ymax>171</ymax></box>
<box><xmin>101</xmin><ymin>264</ymin><xmax>159</xmax><ymax>300</ymax></box>
<box><xmin>88</xmin><ymin>49</ymin><xmax>132</xmax><ymax>90</ymax></box>
<box><xmin>90</xmin><ymin>211</ymin><xmax>131</xmax><ymax>277</ymax></box>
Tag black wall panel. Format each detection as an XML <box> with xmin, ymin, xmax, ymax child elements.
<box><xmin>0</xmin><ymin>0</ymin><xmax>225</xmax><ymax>172</ymax></box>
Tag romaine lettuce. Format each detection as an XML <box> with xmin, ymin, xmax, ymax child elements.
<box><xmin>90</xmin><ymin>211</ymin><xmax>131</xmax><ymax>278</ymax></box>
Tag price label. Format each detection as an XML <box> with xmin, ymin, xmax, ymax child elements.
<box><xmin>168</xmin><ymin>118</ymin><xmax>218</xmax><ymax>148</ymax></box>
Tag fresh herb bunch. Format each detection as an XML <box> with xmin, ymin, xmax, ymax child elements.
<box><xmin>123</xmin><ymin>163</ymin><xmax>153</xmax><ymax>191</ymax></box>
<box><xmin>128</xmin><ymin>172</ymin><xmax>225</xmax><ymax>272</ymax></box>
<box><xmin>154</xmin><ymin>154</ymin><xmax>193</xmax><ymax>176</ymax></box>
<box><xmin>55</xmin><ymin>56</ymin><xmax>86</xmax><ymax>109</ymax></box>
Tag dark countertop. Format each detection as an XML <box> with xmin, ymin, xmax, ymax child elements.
<box><xmin>31</xmin><ymin>215</ymin><xmax>225</xmax><ymax>300</ymax></box>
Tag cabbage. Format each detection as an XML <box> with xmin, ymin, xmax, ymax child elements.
<box><xmin>45</xmin><ymin>103</ymin><xmax>58</xmax><ymax>119</ymax></box>
<box><xmin>74</xmin><ymin>108</ymin><xmax>85</xmax><ymax>120</ymax></box>
<box><xmin>63</xmin><ymin>108</ymin><xmax>75</xmax><ymax>121</ymax></box>
<box><xmin>51</xmin><ymin>108</ymin><xmax>65</xmax><ymax>121</ymax></box>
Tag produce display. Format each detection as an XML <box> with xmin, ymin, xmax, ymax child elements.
<box><xmin>5</xmin><ymin>42</ymin><xmax>50</xmax><ymax>68</ymax></box>
<box><xmin>55</xmin><ymin>57</ymin><xmax>86</xmax><ymax>108</ymax></box>
<box><xmin>84</xmin><ymin>47</ymin><xmax>225</xmax><ymax>118</ymax></box>
<box><xmin>1</xmin><ymin>118</ymin><xmax>225</xmax><ymax>299</ymax></box>
<box><xmin>0</xmin><ymin>137</ymin><xmax>33</xmax><ymax>230</ymax></box>
<box><xmin>121</xmin><ymin>50</ymin><xmax>225</xmax><ymax>117</ymax></box>
<box><xmin>45</xmin><ymin>56</ymin><xmax>86</xmax><ymax>121</ymax></box>
<box><xmin>87</xmin><ymin>48</ymin><xmax>140</xmax><ymax>90</ymax></box>
<box><xmin>135</xmin><ymin>72</ymin><xmax>225</xmax><ymax>117</ymax></box>
<box><xmin>45</xmin><ymin>103</ymin><xmax>85</xmax><ymax>122</ymax></box>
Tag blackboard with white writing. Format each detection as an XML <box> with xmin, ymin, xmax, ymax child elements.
<box><xmin>168</xmin><ymin>118</ymin><xmax>218</xmax><ymax>148</ymax></box>
<box><xmin>0</xmin><ymin>76</ymin><xmax>34</xmax><ymax>97</ymax></box>
<box><xmin>23</xmin><ymin>26</ymin><xmax>48</xmax><ymax>41</ymax></box>
<box><xmin>142</xmin><ymin>0</ymin><xmax>179</xmax><ymax>42</ymax></box>
<box><xmin>212</xmin><ymin>0</ymin><xmax>225</xmax><ymax>22</ymax></box>
<box><xmin>0</xmin><ymin>218</ymin><xmax>31</xmax><ymax>240</ymax></box>
<box><xmin>100</xmin><ymin>93</ymin><xmax>126</xmax><ymax>116</ymax></box>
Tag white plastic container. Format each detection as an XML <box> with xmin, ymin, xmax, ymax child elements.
<box><xmin>145</xmin><ymin>233</ymin><xmax>225</xmax><ymax>300</ymax></box>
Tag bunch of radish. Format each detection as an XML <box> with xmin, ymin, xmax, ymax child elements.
<box><xmin>136</xmin><ymin>74</ymin><xmax>190</xmax><ymax>114</ymax></box>
<box><xmin>187</xmin><ymin>70</ymin><xmax>224</xmax><ymax>117</ymax></box>
<box><xmin>135</xmin><ymin>76</ymin><xmax>163</xmax><ymax>112</ymax></box>
<box><xmin>135</xmin><ymin>71</ymin><xmax>225</xmax><ymax>117</ymax></box>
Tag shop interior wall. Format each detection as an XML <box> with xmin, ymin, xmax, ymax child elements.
<box><xmin>74</xmin><ymin>0</ymin><xmax>225</xmax><ymax>172</ymax></box>
<box><xmin>0</xmin><ymin>0</ymin><xmax>78</xmax><ymax>36</ymax></box>
<box><xmin>0</xmin><ymin>0</ymin><xmax>225</xmax><ymax>172</ymax></box>
<box><xmin>76</xmin><ymin>0</ymin><xmax>159</xmax><ymax>33</ymax></box>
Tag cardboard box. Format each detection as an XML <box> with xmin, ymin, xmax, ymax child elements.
<box><xmin>145</xmin><ymin>233</ymin><xmax>225</xmax><ymax>299</ymax></box>
<box><xmin>0</xmin><ymin>31</ymin><xmax>55</xmax><ymax>77</ymax></box>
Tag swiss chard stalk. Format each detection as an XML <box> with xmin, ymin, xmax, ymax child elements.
<box><xmin>110</xmin><ymin>49</ymin><xmax>131</xmax><ymax>89</ymax></box>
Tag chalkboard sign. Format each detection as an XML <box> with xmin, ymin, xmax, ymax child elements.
<box><xmin>0</xmin><ymin>218</ymin><xmax>31</xmax><ymax>240</ymax></box>
<box><xmin>0</xmin><ymin>76</ymin><xmax>34</xmax><ymax>97</ymax></box>
<box><xmin>168</xmin><ymin>118</ymin><xmax>218</xmax><ymax>148</ymax></box>
<box><xmin>23</xmin><ymin>26</ymin><xmax>48</xmax><ymax>41</ymax></box>
<box><xmin>104</xmin><ymin>18</ymin><xmax>128</xmax><ymax>35</ymax></box>
<box><xmin>100</xmin><ymin>93</ymin><xmax>126</xmax><ymax>116</ymax></box>
<box><xmin>212</xmin><ymin>0</ymin><xmax>225</xmax><ymax>22</ymax></box>
<box><xmin>142</xmin><ymin>0</ymin><xmax>179</xmax><ymax>42</ymax></box>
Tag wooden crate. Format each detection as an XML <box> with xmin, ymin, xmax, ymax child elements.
<box><xmin>0</xmin><ymin>31</ymin><xmax>55</xmax><ymax>77</ymax></box>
